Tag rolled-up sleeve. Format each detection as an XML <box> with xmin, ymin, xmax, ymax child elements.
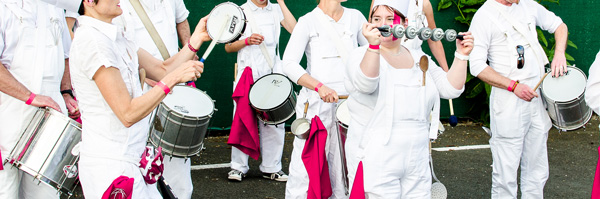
<box><xmin>585</xmin><ymin>50</ymin><xmax>600</xmax><ymax>114</ymax></box>
<box><xmin>346</xmin><ymin>47</ymin><xmax>379</xmax><ymax>94</ymax></box>
<box><xmin>468</xmin><ymin>11</ymin><xmax>491</xmax><ymax>77</ymax></box>
<box><xmin>282</xmin><ymin>17</ymin><xmax>310</xmax><ymax>83</ymax></box>
<box><xmin>429</xmin><ymin>57</ymin><xmax>464</xmax><ymax>99</ymax></box>
<box><xmin>530</xmin><ymin>0</ymin><xmax>563</xmax><ymax>33</ymax></box>
<box><xmin>174</xmin><ymin>0</ymin><xmax>190</xmax><ymax>24</ymax></box>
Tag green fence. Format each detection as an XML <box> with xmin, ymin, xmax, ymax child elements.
<box><xmin>183</xmin><ymin>0</ymin><xmax>600</xmax><ymax>129</ymax></box>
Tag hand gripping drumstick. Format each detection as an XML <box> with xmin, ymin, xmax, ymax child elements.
<box><xmin>186</xmin><ymin>14</ymin><xmax>231</xmax><ymax>85</ymax></box>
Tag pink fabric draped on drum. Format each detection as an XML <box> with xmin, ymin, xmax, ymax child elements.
<box><xmin>302</xmin><ymin>116</ymin><xmax>332</xmax><ymax>199</ymax></box>
<box><xmin>228</xmin><ymin>67</ymin><xmax>260</xmax><ymax>160</ymax></box>
<box><xmin>102</xmin><ymin>176</ymin><xmax>134</xmax><ymax>199</ymax></box>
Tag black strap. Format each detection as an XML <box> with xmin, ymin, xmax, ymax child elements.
<box><xmin>157</xmin><ymin>176</ymin><xmax>178</xmax><ymax>199</ymax></box>
<box><xmin>60</xmin><ymin>89</ymin><xmax>74</xmax><ymax>98</ymax></box>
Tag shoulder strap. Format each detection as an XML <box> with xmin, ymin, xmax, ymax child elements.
<box><xmin>314</xmin><ymin>10</ymin><xmax>349</xmax><ymax>64</ymax></box>
<box><xmin>130</xmin><ymin>0</ymin><xmax>170</xmax><ymax>60</ymax></box>
<box><xmin>241</xmin><ymin>3</ymin><xmax>274</xmax><ymax>69</ymax></box>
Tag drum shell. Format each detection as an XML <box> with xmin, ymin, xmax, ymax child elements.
<box><xmin>150</xmin><ymin>103</ymin><xmax>212</xmax><ymax>158</ymax></box>
<box><xmin>8</xmin><ymin>108</ymin><xmax>81</xmax><ymax>196</ymax></box>
<box><xmin>249</xmin><ymin>74</ymin><xmax>297</xmax><ymax>125</ymax></box>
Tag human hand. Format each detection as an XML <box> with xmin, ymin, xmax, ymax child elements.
<box><xmin>513</xmin><ymin>83</ymin><xmax>538</xmax><ymax>102</ymax></box>
<box><xmin>170</xmin><ymin>60</ymin><xmax>204</xmax><ymax>83</ymax></box>
<box><xmin>245</xmin><ymin>33</ymin><xmax>265</xmax><ymax>46</ymax></box>
<box><xmin>362</xmin><ymin>23</ymin><xmax>381</xmax><ymax>46</ymax></box>
<box><xmin>456</xmin><ymin>32</ymin><xmax>474</xmax><ymax>56</ymax></box>
<box><xmin>31</xmin><ymin>94</ymin><xmax>61</xmax><ymax>112</ymax></box>
<box><xmin>62</xmin><ymin>94</ymin><xmax>80</xmax><ymax>119</ymax></box>
<box><xmin>194</xmin><ymin>16</ymin><xmax>211</xmax><ymax>42</ymax></box>
<box><xmin>550</xmin><ymin>52</ymin><xmax>568</xmax><ymax>77</ymax></box>
<box><xmin>317</xmin><ymin>85</ymin><xmax>339</xmax><ymax>103</ymax></box>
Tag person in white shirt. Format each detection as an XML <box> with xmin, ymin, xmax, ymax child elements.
<box><xmin>71</xmin><ymin>0</ymin><xmax>209</xmax><ymax>198</ymax></box>
<box><xmin>585</xmin><ymin>50</ymin><xmax>600</xmax><ymax>115</ymax></box>
<box><xmin>282</xmin><ymin>0</ymin><xmax>368</xmax><ymax>198</ymax></box>
<box><xmin>468</xmin><ymin>0</ymin><xmax>568</xmax><ymax>198</ymax></box>
<box><xmin>0</xmin><ymin>0</ymin><xmax>79</xmax><ymax>198</ymax></box>
<box><xmin>344</xmin><ymin>0</ymin><xmax>472</xmax><ymax>197</ymax></box>
<box><xmin>224</xmin><ymin>0</ymin><xmax>296</xmax><ymax>182</ymax></box>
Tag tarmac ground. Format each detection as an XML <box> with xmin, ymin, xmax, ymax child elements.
<box><xmin>61</xmin><ymin>116</ymin><xmax>600</xmax><ymax>199</ymax></box>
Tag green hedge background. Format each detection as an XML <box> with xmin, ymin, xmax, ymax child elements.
<box><xmin>182</xmin><ymin>0</ymin><xmax>600</xmax><ymax>129</ymax></box>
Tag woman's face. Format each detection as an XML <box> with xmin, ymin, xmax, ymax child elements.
<box><xmin>92</xmin><ymin>0</ymin><xmax>122</xmax><ymax>20</ymax></box>
<box><xmin>371</xmin><ymin>6</ymin><xmax>397</xmax><ymax>43</ymax></box>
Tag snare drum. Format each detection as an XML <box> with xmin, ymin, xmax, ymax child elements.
<box><xmin>248</xmin><ymin>73</ymin><xmax>296</xmax><ymax>125</ymax></box>
<box><xmin>206</xmin><ymin>2</ymin><xmax>247</xmax><ymax>43</ymax></box>
<box><xmin>6</xmin><ymin>108</ymin><xmax>81</xmax><ymax>196</ymax></box>
<box><xmin>540</xmin><ymin>66</ymin><xmax>592</xmax><ymax>130</ymax></box>
<box><xmin>149</xmin><ymin>85</ymin><xmax>215</xmax><ymax>157</ymax></box>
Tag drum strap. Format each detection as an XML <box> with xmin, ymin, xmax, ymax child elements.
<box><xmin>314</xmin><ymin>9</ymin><xmax>349</xmax><ymax>64</ymax></box>
<box><xmin>130</xmin><ymin>0</ymin><xmax>171</xmax><ymax>61</ymax></box>
<box><xmin>241</xmin><ymin>4</ymin><xmax>274</xmax><ymax>69</ymax></box>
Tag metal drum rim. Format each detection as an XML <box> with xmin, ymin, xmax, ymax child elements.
<box><xmin>206</xmin><ymin>2</ymin><xmax>247</xmax><ymax>43</ymax></box>
<box><xmin>541</xmin><ymin>66</ymin><xmax>587</xmax><ymax>103</ymax></box>
<box><xmin>160</xmin><ymin>85</ymin><xmax>215</xmax><ymax>119</ymax></box>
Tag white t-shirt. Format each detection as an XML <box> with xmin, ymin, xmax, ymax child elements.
<box><xmin>70</xmin><ymin>16</ymin><xmax>149</xmax><ymax>160</ymax></box>
<box><xmin>116</xmin><ymin>0</ymin><xmax>189</xmax><ymax>60</ymax></box>
<box><xmin>468</xmin><ymin>0</ymin><xmax>563</xmax><ymax>79</ymax></box>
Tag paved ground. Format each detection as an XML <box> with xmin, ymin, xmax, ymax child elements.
<box><xmin>63</xmin><ymin>117</ymin><xmax>600</xmax><ymax>199</ymax></box>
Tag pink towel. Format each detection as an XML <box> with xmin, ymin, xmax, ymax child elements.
<box><xmin>0</xmin><ymin>153</ymin><xmax>3</xmax><ymax>170</ymax></box>
<box><xmin>592</xmin><ymin>146</ymin><xmax>600</xmax><ymax>199</ymax></box>
<box><xmin>302</xmin><ymin>116</ymin><xmax>332</xmax><ymax>199</ymax></box>
<box><xmin>102</xmin><ymin>176</ymin><xmax>134</xmax><ymax>199</ymax></box>
<box><xmin>349</xmin><ymin>161</ymin><xmax>365</xmax><ymax>199</ymax></box>
<box><xmin>227</xmin><ymin>67</ymin><xmax>260</xmax><ymax>160</ymax></box>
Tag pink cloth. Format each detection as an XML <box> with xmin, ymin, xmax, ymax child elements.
<box><xmin>592</xmin><ymin>146</ymin><xmax>600</xmax><ymax>199</ymax></box>
<box><xmin>139</xmin><ymin>146</ymin><xmax>164</xmax><ymax>184</ymax></box>
<box><xmin>186</xmin><ymin>81</ymin><xmax>197</xmax><ymax>88</ymax></box>
<box><xmin>228</xmin><ymin>67</ymin><xmax>260</xmax><ymax>160</ymax></box>
<box><xmin>0</xmin><ymin>153</ymin><xmax>3</xmax><ymax>170</ymax></box>
<box><xmin>349</xmin><ymin>161</ymin><xmax>365</xmax><ymax>199</ymax></box>
<box><xmin>102</xmin><ymin>176</ymin><xmax>134</xmax><ymax>199</ymax></box>
<box><xmin>302</xmin><ymin>116</ymin><xmax>332</xmax><ymax>199</ymax></box>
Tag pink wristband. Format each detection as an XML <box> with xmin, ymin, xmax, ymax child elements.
<box><xmin>507</xmin><ymin>80</ymin><xmax>516</xmax><ymax>92</ymax></box>
<box><xmin>369</xmin><ymin>44</ymin><xmax>380</xmax><ymax>50</ymax></box>
<box><xmin>244</xmin><ymin>37</ymin><xmax>250</xmax><ymax>46</ymax></box>
<box><xmin>315</xmin><ymin>83</ymin><xmax>323</xmax><ymax>92</ymax></box>
<box><xmin>25</xmin><ymin>92</ymin><xmax>35</xmax><ymax>105</ymax></box>
<box><xmin>187</xmin><ymin>39</ymin><xmax>198</xmax><ymax>53</ymax></box>
<box><xmin>156</xmin><ymin>81</ymin><xmax>171</xmax><ymax>95</ymax></box>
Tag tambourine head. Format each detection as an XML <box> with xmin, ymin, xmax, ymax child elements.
<box><xmin>405</xmin><ymin>26</ymin><xmax>418</xmax><ymax>39</ymax></box>
<box><xmin>444</xmin><ymin>29</ymin><xmax>457</xmax><ymax>42</ymax></box>
<box><xmin>206</xmin><ymin>2</ymin><xmax>247</xmax><ymax>43</ymax></box>
<box><xmin>431</xmin><ymin>28</ymin><xmax>444</xmax><ymax>41</ymax></box>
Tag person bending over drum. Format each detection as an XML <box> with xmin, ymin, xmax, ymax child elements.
<box><xmin>70</xmin><ymin>0</ymin><xmax>210</xmax><ymax>198</ymax></box>
<box><xmin>468</xmin><ymin>0</ymin><xmax>568</xmax><ymax>198</ymax></box>
<box><xmin>224</xmin><ymin>0</ymin><xmax>296</xmax><ymax>182</ymax></box>
<box><xmin>282</xmin><ymin>0</ymin><xmax>368</xmax><ymax>197</ymax></box>
<box><xmin>344</xmin><ymin>0</ymin><xmax>473</xmax><ymax>197</ymax></box>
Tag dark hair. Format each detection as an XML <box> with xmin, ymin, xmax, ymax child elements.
<box><xmin>78</xmin><ymin>0</ymin><xmax>99</xmax><ymax>16</ymax></box>
<box><xmin>369</xmin><ymin>5</ymin><xmax>406</xmax><ymax>23</ymax></box>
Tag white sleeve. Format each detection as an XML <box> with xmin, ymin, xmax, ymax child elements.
<box><xmin>174</xmin><ymin>0</ymin><xmax>190</xmax><ymax>24</ymax></box>
<box><xmin>275</xmin><ymin>4</ymin><xmax>284</xmax><ymax>23</ymax></box>
<box><xmin>355</xmin><ymin>10</ymin><xmax>368</xmax><ymax>46</ymax></box>
<box><xmin>585</xmin><ymin>50</ymin><xmax>600</xmax><ymax>115</ymax></box>
<box><xmin>346</xmin><ymin>46</ymin><xmax>379</xmax><ymax>94</ymax></box>
<box><xmin>467</xmin><ymin>11</ymin><xmax>491</xmax><ymax>77</ymax></box>
<box><xmin>282</xmin><ymin>17</ymin><xmax>310</xmax><ymax>83</ymax></box>
<box><xmin>529</xmin><ymin>0</ymin><xmax>563</xmax><ymax>33</ymax></box>
<box><xmin>78</xmin><ymin>34</ymin><xmax>119</xmax><ymax>79</ymax></box>
<box><xmin>429</xmin><ymin>56</ymin><xmax>464</xmax><ymax>99</ymax></box>
<box><xmin>65</xmin><ymin>10</ymin><xmax>79</xmax><ymax>19</ymax></box>
<box><xmin>60</xmin><ymin>14</ymin><xmax>71</xmax><ymax>59</ymax></box>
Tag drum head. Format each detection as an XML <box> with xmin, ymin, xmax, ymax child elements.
<box><xmin>249</xmin><ymin>74</ymin><xmax>293</xmax><ymax>110</ymax></box>
<box><xmin>541</xmin><ymin>66</ymin><xmax>587</xmax><ymax>102</ymax></box>
<box><xmin>336</xmin><ymin>100</ymin><xmax>350</xmax><ymax>126</ymax></box>
<box><xmin>206</xmin><ymin>2</ymin><xmax>246</xmax><ymax>43</ymax></box>
<box><xmin>162</xmin><ymin>86</ymin><xmax>215</xmax><ymax>117</ymax></box>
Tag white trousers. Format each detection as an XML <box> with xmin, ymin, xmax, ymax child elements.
<box><xmin>230</xmin><ymin>120</ymin><xmax>286</xmax><ymax>174</ymax></box>
<box><xmin>0</xmin><ymin>166</ymin><xmax>60</xmax><ymax>199</ymax></box>
<box><xmin>489</xmin><ymin>85</ymin><xmax>551</xmax><ymax>199</ymax></box>
<box><xmin>162</xmin><ymin>157</ymin><xmax>193</xmax><ymax>199</ymax></box>
<box><xmin>285</xmin><ymin>94</ymin><xmax>346</xmax><ymax>199</ymax></box>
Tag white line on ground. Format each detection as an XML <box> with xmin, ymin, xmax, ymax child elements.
<box><xmin>191</xmin><ymin>163</ymin><xmax>230</xmax><ymax>170</ymax></box>
<box><xmin>432</xmin><ymin>144</ymin><xmax>490</xmax><ymax>152</ymax></box>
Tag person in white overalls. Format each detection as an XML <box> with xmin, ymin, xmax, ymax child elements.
<box><xmin>586</xmin><ymin>50</ymin><xmax>600</xmax><ymax>120</ymax></box>
<box><xmin>225</xmin><ymin>0</ymin><xmax>296</xmax><ymax>182</ymax></box>
<box><xmin>344</xmin><ymin>0</ymin><xmax>473</xmax><ymax>197</ymax></box>
<box><xmin>468</xmin><ymin>0</ymin><xmax>568</xmax><ymax>198</ymax></box>
<box><xmin>282</xmin><ymin>0</ymin><xmax>368</xmax><ymax>198</ymax></box>
<box><xmin>0</xmin><ymin>0</ymin><xmax>79</xmax><ymax>198</ymax></box>
<box><xmin>70</xmin><ymin>0</ymin><xmax>210</xmax><ymax>198</ymax></box>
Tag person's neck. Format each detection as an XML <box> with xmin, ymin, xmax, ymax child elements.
<box><xmin>86</xmin><ymin>13</ymin><xmax>113</xmax><ymax>24</ymax></box>
<box><xmin>495</xmin><ymin>0</ymin><xmax>513</xmax><ymax>6</ymax></box>
<box><xmin>252</xmin><ymin>1</ymin><xmax>267</xmax><ymax>8</ymax></box>
<box><xmin>318</xmin><ymin>1</ymin><xmax>344</xmax><ymax>22</ymax></box>
<box><xmin>380</xmin><ymin>40</ymin><xmax>403</xmax><ymax>55</ymax></box>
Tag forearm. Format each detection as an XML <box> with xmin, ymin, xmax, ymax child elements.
<box><xmin>476</xmin><ymin>66</ymin><xmax>513</xmax><ymax>90</ymax></box>
<box><xmin>176</xmin><ymin>19</ymin><xmax>191</xmax><ymax>47</ymax></box>
<box><xmin>0</xmin><ymin>62</ymin><xmax>33</xmax><ymax>102</ymax></box>
<box><xmin>224</xmin><ymin>38</ymin><xmax>247</xmax><ymax>53</ymax></box>
<box><xmin>553</xmin><ymin>23</ymin><xmax>568</xmax><ymax>54</ymax></box>
<box><xmin>446</xmin><ymin>58</ymin><xmax>468</xmax><ymax>89</ymax></box>
<box><xmin>359</xmin><ymin>50</ymin><xmax>380</xmax><ymax>78</ymax></box>
<box><xmin>428</xmin><ymin>40</ymin><xmax>449</xmax><ymax>71</ymax></box>
<box><xmin>61</xmin><ymin>59</ymin><xmax>72</xmax><ymax>91</ymax></box>
<box><xmin>278</xmin><ymin>0</ymin><xmax>296</xmax><ymax>33</ymax></box>
<box><xmin>296</xmin><ymin>74</ymin><xmax>322</xmax><ymax>91</ymax></box>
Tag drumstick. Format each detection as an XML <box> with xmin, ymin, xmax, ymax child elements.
<box><xmin>533</xmin><ymin>72</ymin><xmax>550</xmax><ymax>91</ymax></box>
<box><xmin>186</xmin><ymin>15</ymin><xmax>231</xmax><ymax>84</ymax></box>
<box><xmin>339</xmin><ymin>95</ymin><xmax>348</xmax><ymax>99</ymax></box>
<box><xmin>139</xmin><ymin>68</ymin><xmax>146</xmax><ymax>90</ymax></box>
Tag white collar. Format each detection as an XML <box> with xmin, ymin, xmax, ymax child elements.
<box><xmin>246</xmin><ymin>0</ymin><xmax>273</xmax><ymax>11</ymax></box>
<box><xmin>77</xmin><ymin>16</ymin><xmax>119</xmax><ymax>41</ymax></box>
